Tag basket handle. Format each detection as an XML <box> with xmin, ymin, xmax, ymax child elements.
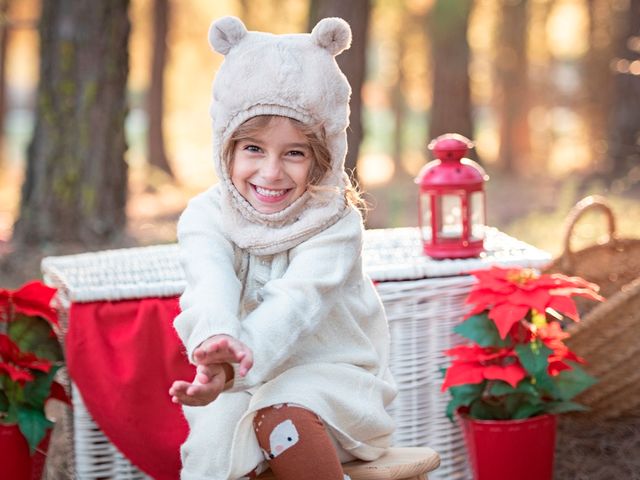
<box><xmin>562</xmin><ymin>195</ymin><xmax>617</xmax><ymax>257</ymax></box>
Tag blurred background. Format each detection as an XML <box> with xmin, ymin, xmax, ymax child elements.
<box><xmin>0</xmin><ymin>0</ymin><xmax>639</xmax><ymax>287</ymax></box>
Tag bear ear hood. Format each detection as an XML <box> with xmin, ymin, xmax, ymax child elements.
<box><xmin>210</xmin><ymin>16</ymin><xmax>351</xmax><ymax>57</ymax></box>
<box><xmin>311</xmin><ymin>17</ymin><xmax>351</xmax><ymax>56</ymax></box>
<box><xmin>208</xmin><ymin>16</ymin><xmax>247</xmax><ymax>55</ymax></box>
<box><xmin>207</xmin><ymin>16</ymin><xmax>354</xmax><ymax>255</ymax></box>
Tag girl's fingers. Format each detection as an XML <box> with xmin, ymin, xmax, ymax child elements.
<box><xmin>195</xmin><ymin>336</ymin><xmax>253</xmax><ymax>367</ymax></box>
<box><xmin>169</xmin><ymin>380</ymin><xmax>191</xmax><ymax>397</ymax></box>
<box><xmin>238</xmin><ymin>351</ymin><xmax>254</xmax><ymax>377</ymax></box>
<box><xmin>207</xmin><ymin>337</ymin><xmax>228</xmax><ymax>353</ymax></box>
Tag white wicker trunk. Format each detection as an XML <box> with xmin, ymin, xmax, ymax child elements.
<box><xmin>42</xmin><ymin>227</ymin><xmax>550</xmax><ymax>480</ymax></box>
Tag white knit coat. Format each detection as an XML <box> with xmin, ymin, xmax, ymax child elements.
<box><xmin>173</xmin><ymin>16</ymin><xmax>396</xmax><ymax>480</ymax></box>
<box><xmin>174</xmin><ymin>186</ymin><xmax>396</xmax><ymax>480</ymax></box>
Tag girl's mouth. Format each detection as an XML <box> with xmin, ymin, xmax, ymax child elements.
<box><xmin>252</xmin><ymin>184</ymin><xmax>292</xmax><ymax>203</ymax></box>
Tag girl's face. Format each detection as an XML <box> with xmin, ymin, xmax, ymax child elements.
<box><xmin>231</xmin><ymin>117</ymin><xmax>314</xmax><ymax>214</ymax></box>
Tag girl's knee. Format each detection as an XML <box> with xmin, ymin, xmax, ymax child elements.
<box><xmin>253</xmin><ymin>404</ymin><xmax>345</xmax><ymax>480</ymax></box>
<box><xmin>253</xmin><ymin>404</ymin><xmax>317</xmax><ymax>456</ymax></box>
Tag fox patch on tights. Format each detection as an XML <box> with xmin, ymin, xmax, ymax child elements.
<box><xmin>262</xmin><ymin>419</ymin><xmax>300</xmax><ymax>460</ymax></box>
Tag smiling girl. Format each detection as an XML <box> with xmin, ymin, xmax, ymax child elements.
<box><xmin>169</xmin><ymin>16</ymin><xmax>396</xmax><ymax>480</ymax></box>
<box><xmin>227</xmin><ymin>116</ymin><xmax>325</xmax><ymax>214</ymax></box>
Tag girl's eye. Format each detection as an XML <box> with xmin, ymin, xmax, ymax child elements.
<box><xmin>244</xmin><ymin>144</ymin><xmax>261</xmax><ymax>153</ymax></box>
<box><xmin>287</xmin><ymin>150</ymin><xmax>306</xmax><ymax>157</ymax></box>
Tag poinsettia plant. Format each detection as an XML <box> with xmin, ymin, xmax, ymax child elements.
<box><xmin>442</xmin><ymin>266</ymin><xmax>603</xmax><ymax>421</ymax></box>
<box><xmin>0</xmin><ymin>281</ymin><xmax>69</xmax><ymax>453</ymax></box>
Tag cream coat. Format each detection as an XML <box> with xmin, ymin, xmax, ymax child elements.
<box><xmin>174</xmin><ymin>185</ymin><xmax>396</xmax><ymax>480</ymax></box>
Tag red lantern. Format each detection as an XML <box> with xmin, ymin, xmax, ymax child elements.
<box><xmin>415</xmin><ymin>133</ymin><xmax>489</xmax><ymax>259</ymax></box>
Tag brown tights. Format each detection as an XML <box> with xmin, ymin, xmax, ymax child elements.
<box><xmin>252</xmin><ymin>404</ymin><xmax>346</xmax><ymax>480</ymax></box>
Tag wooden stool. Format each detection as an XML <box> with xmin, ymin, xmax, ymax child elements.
<box><xmin>256</xmin><ymin>447</ymin><xmax>440</xmax><ymax>480</ymax></box>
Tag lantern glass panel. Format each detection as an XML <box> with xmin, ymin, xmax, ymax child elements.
<box><xmin>420</xmin><ymin>194</ymin><xmax>432</xmax><ymax>241</ymax></box>
<box><xmin>470</xmin><ymin>191</ymin><xmax>485</xmax><ymax>240</ymax></box>
<box><xmin>436</xmin><ymin>194</ymin><xmax>463</xmax><ymax>239</ymax></box>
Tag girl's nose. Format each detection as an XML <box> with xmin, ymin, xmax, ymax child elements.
<box><xmin>260</xmin><ymin>155</ymin><xmax>284</xmax><ymax>180</ymax></box>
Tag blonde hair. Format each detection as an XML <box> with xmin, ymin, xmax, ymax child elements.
<box><xmin>222</xmin><ymin>115</ymin><xmax>365</xmax><ymax>210</ymax></box>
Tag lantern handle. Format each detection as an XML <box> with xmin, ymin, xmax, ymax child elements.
<box><xmin>561</xmin><ymin>195</ymin><xmax>617</xmax><ymax>258</ymax></box>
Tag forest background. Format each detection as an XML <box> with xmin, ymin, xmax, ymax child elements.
<box><xmin>0</xmin><ymin>0</ymin><xmax>639</xmax><ymax>289</ymax></box>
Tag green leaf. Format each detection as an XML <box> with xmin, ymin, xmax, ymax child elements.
<box><xmin>489</xmin><ymin>380</ymin><xmax>539</xmax><ymax>398</ymax></box>
<box><xmin>0</xmin><ymin>390</ymin><xmax>8</xmax><ymax>413</ymax></box>
<box><xmin>469</xmin><ymin>399</ymin><xmax>510</xmax><ymax>420</ymax></box>
<box><xmin>512</xmin><ymin>401</ymin><xmax>545</xmax><ymax>419</ymax></box>
<box><xmin>446</xmin><ymin>382</ymin><xmax>486</xmax><ymax>421</ymax></box>
<box><xmin>5</xmin><ymin>404</ymin><xmax>18</xmax><ymax>424</ymax></box>
<box><xmin>553</xmin><ymin>363</ymin><xmax>597</xmax><ymax>401</ymax></box>
<box><xmin>544</xmin><ymin>400</ymin><xmax>589</xmax><ymax>415</ymax></box>
<box><xmin>1</xmin><ymin>377</ymin><xmax>23</xmax><ymax>408</ymax></box>
<box><xmin>9</xmin><ymin>315</ymin><xmax>63</xmax><ymax>362</ymax></box>
<box><xmin>454</xmin><ymin>314</ymin><xmax>510</xmax><ymax>347</ymax></box>
<box><xmin>17</xmin><ymin>406</ymin><xmax>53</xmax><ymax>454</ymax></box>
<box><xmin>515</xmin><ymin>341</ymin><xmax>552</xmax><ymax>378</ymax></box>
<box><xmin>23</xmin><ymin>366</ymin><xmax>59</xmax><ymax>410</ymax></box>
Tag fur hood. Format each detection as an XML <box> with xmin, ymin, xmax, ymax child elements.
<box><xmin>208</xmin><ymin>16</ymin><xmax>354</xmax><ymax>255</ymax></box>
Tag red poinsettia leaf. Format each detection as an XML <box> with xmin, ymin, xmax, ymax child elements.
<box><xmin>469</xmin><ymin>273</ymin><xmax>516</xmax><ymax>295</ymax></box>
<box><xmin>465</xmin><ymin>288</ymin><xmax>510</xmax><ymax>309</ymax></box>
<box><xmin>562</xmin><ymin>349</ymin><xmax>585</xmax><ymax>364</ymax></box>
<box><xmin>549</xmin><ymin>273</ymin><xmax>600</xmax><ymax>291</ymax></box>
<box><xmin>562</xmin><ymin>287</ymin><xmax>605</xmax><ymax>303</ymax></box>
<box><xmin>507</xmin><ymin>288</ymin><xmax>550</xmax><ymax>312</ymax></box>
<box><xmin>488</xmin><ymin>303</ymin><xmax>530</xmax><ymax>339</ymax></box>
<box><xmin>18</xmin><ymin>356</ymin><xmax>52</xmax><ymax>374</ymax></box>
<box><xmin>483</xmin><ymin>363</ymin><xmax>527</xmax><ymax>387</ymax></box>
<box><xmin>48</xmin><ymin>381</ymin><xmax>71</xmax><ymax>405</ymax></box>
<box><xmin>442</xmin><ymin>362</ymin><xmax>486</xmax><ymax>391</ymax></box>
<box><xmin>465</xmin><ymin>302</ymin><xmax>489</xmax><ymax>318</ymax></box>
<box><xmin>0</xmin><ymin>290</ymin><xmax>10</xmax><ymax>320</ymax></box>
<box><xmin>547</xmin><ymin>295</ymin><xmax>580</xmax><ymax>322</ymax></box>
<box><xmin>548</xmin><ymin>360</ymin><xmax>573</xmax><ymax>376</ymax></box>
<box><xmin>539</xmin><ymin>321</ymin><xmax>569</xmax><ymax>341</ymax></box>
<box><xmin>521</xmin><ymin>275</ymin><xmax>564</xmax><ymax>289</ymax></box>
<box><xmin>12</xmin><ymin>282</ymin><xmax>58</xmax><ymax>326</ymax></box>
<box><xmin>0</xmin><ymin>333</ymin><xmax>20</xmax><ymax>360</ymax></box>
<box><xmin>0</xmin><ymin>334</ymin><xmax>52</xmax><ymax>374</ymax></box>
<box><xmin>444</xmin><ymin>344</ymin><xmax>516</xmax><ymax>363</ymax></box>
<box><xmin>0</xmin><ymin>361</ymin><xmax>35</xmax><ymax>383</ymax></box>
<box><xmin>444</xmin><ymin>345</ymin><xmax>484</xmax><ymax>361</ymax></box>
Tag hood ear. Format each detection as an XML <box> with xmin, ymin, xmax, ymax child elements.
<box><xmin>209</xmin><ymin>16</ymin><xmax>248</xmax><ymax>55</ymax></box>
<box><xmin>311</xmin><ymin>17</ymin><xmax>352</xmax><ymax>56</ymax></box>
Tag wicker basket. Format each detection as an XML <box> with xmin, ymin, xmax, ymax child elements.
<box><xmin>544</xmin><ymin>195</ymin><xmax>640</xmax><ymax>315</ymax></box>
<box><xmin>544</xmin><ymin>195</ymin><xmax>640</xmax><ymax>419</ymax></box>
<box><xmin>567</xmin><ymin>277</ymin><xmax>640</xmax><ymax>419</ymax></box>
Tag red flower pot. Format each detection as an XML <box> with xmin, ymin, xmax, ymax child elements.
<box><xmin>0</xmin><ymin>423</ymin><xmax>51</xmax><ymax>480</ymax></box>
<box><xmin>459</xmin><ymin>413</ymin><xmax>557</xmax><ymax>480</ymax></box>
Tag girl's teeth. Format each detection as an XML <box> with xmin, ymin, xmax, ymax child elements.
<box><xmin>256</xmin><ymin>186</ymin><xmax>286</xmax><ymax>197</ymax></box>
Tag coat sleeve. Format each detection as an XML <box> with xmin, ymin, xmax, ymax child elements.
<box><xmin>230</xmin><ymin>208</ymin><xmax>364</xmax><ymax>390</ymax></box>
<box><xmin>173</xmin><ymin>188</ymin><xmax>243</xmax><ymax>362</ymax></box>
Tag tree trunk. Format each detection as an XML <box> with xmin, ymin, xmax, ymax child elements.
<box><xmin>391</xmin><ymin>18</ymin><xmax>407</xmax><ymax>174</ymax></box>
<box><xmin>308</xmin><ymin>0</ymin><xmax>370</xmax><ymax>184</ymax></box>
<box><xmin>583</xmin><ymin>0</ymin><xmax>614</xmax><ymax>174</ymax></box>
<box><xmin>13</xmin><ymin>0</ymin><xmax>130</xmax><ymax>245</ymax></box>
<box><xmin>148</xmin><ymin>0</ymin><xmax>172</xmax><ymax>177</ymax></box>
<box><xmin>495</xmin><ymin>0</ymin><xmax>530</xmax><ymax>173</ymax></box>
<box><xmin>607</xmin><ymin>0</ymin><xmax>640</xmax><ymax>179</ymax></box>
<box><xmin>426</xmin><ymin>0</ymin><xmax>474</xmax><ymax>146</ymax></box>
<box><xmin>0</xmin><ymin>0</ymin><xmax>10</xmax><ymax>168</ymax></box>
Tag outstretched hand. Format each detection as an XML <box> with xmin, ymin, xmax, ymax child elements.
<box><xmin>169</xmin><ymin>335</ymin><xmax>253</xmax><ymax>407</ymax></box>
<box><xmin>193</xmin><ymin>334</ymin><xmax>254</xmax><ymax>377</ymax></box>
<box><xmin>169</xmin><ymin>363</ymin><xmax>232</xmax><ymax>406</ymax></box>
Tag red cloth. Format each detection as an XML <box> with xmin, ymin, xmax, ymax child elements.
<box><xmin>67</xmin><ymin>297</ymin><xmax>195</xmax><ymax>480</ymax></box>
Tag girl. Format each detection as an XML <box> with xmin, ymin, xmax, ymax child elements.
<box><xmin>169</xmin><ymin>16</ymin><xmax>396</xmax><ymax>480</ymax></box>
